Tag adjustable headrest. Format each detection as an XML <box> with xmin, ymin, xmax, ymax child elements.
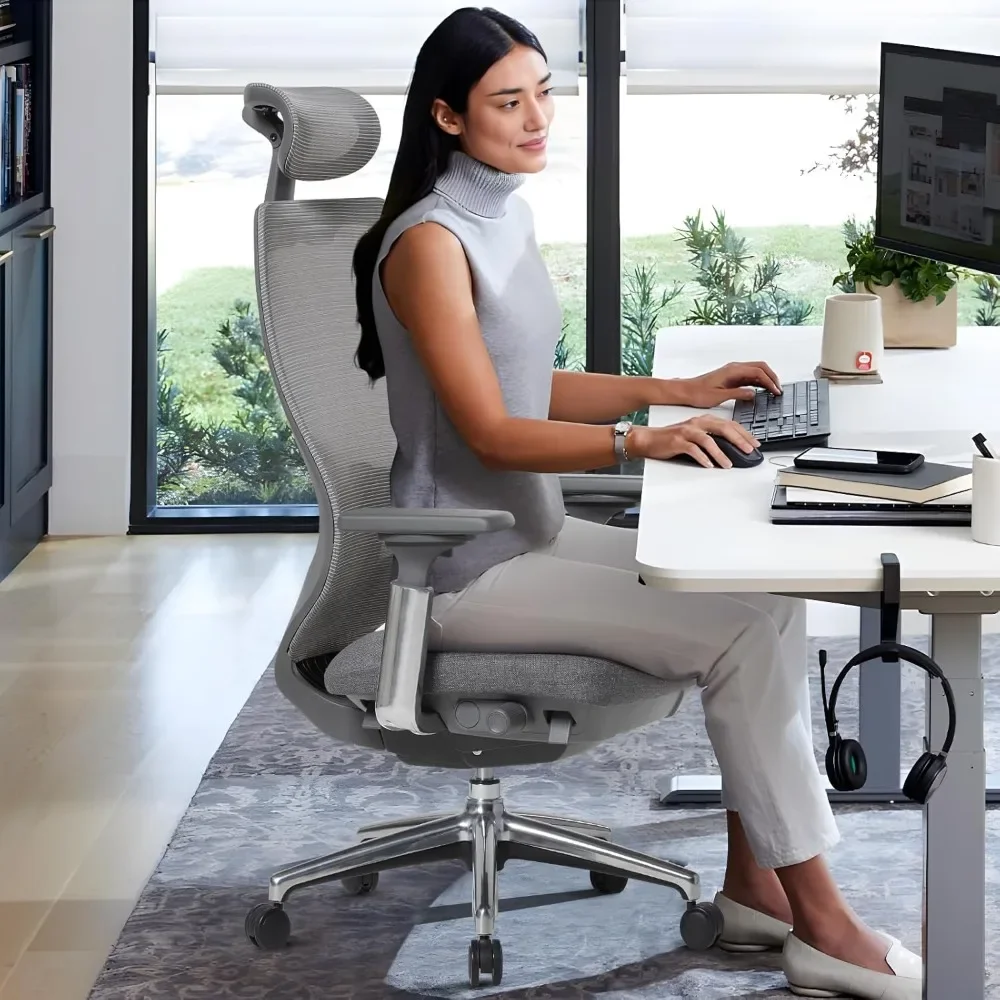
<box><xmin>242</xmin><ymin>83</ymin><xmax>381</xmax><ymax>181</ymax></box>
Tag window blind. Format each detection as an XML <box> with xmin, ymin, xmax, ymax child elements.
<box><xmin>625</xmin><ymin>0</ymin><xmax>1000</xmax><ymax>94</ymax></box>
<box><xmin>152</xmin><ymin>0</ymin><xmax>582</xmax><ymax>95</ymax></box>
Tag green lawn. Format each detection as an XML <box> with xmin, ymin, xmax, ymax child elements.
<box><xmin>158</xmin><ymin>225</ymin><xmax>991</xmax><ymax>426</ymax></box>
<box><xmin>542</xmin><ymin>225</ymin><xmax>988</xmax><ymax>367</ymax></box>
<box><xmin>157</xmin><ymin>267</ymin><xmax>259</xmax><ymax>424</ymax></box>
<box><xmin>541</xmin><ymin>225</ymin><xmax>850</xmax><ymax>367</ymax></box>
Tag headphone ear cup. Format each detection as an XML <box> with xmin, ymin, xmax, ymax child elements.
<box><xmin>903</xmin><ymin>752</ymin><xmax>947</xmax><ymax>804</ymax></box>
<box><xmin>825</xmin><ymin>738</ymin><xmax>843</xmax><ymax>788</ymax></box>
<box><xmin>826</xmin><ymin>736</ymin><xmax>867</xmax><ymax>791</ymax></box>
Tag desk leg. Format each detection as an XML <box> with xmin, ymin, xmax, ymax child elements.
<box><xmin>925</xmin><ymin>612</ymin><xmax>985</xmax><ymax>999</ymax></box>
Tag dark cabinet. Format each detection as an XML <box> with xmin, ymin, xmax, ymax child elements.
<box><xmin>10</xmin><ymin>210</ymin><xmax>53</xmax><ymax>519</ymax></box>
<box><xmin>0</xmin><ymin>4</ymin><xmax>55</xmax><ymax>583</ymax></box>
<box><xmin>0</xmin><ymin>208</ymin><xmax>54</xmax><ymax>579</ymax></box>
<box><xmin>0</xmin><ymin>230</ymin><xmax>11</xmax><ymax>552</ymax></box>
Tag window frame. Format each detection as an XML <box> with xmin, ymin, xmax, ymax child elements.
<box><xmin>129</xmin><ymin>0</ymin><xmax>622</xmax><ymax>532</ymax></box>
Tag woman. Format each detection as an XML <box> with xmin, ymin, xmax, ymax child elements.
<box><xmin>352</xmin><ymin>8</ymin><xmax>919</xmax><ymax>998</ymax></box>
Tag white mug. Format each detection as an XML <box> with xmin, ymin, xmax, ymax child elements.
<box><xmin>971</xmin><ymin>454</ymin><xmax>1000</xmax><ymax>545</ymax></box>
<box><xmin>820</xmin><ymin>292</ymin><xmax>884</xmax><ymax>375</ymax></box>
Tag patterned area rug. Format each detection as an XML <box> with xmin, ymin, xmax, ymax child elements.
<box><xmin>88</xmin><ymin>635</ymin><xmax>1000</xmax><ymax>999</ymax></box>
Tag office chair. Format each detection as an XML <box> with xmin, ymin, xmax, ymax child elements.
<box><xmin>241</xmin><ymin>83</ymin><xmax>716</xmax><ymax>987</ymax></box>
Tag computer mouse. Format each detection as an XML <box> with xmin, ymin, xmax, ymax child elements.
<box><xmin>674</xmin><ymin>434</ymin><xmax>763</xmax><ymax>468</ymax></box>
<box><xmin>713</xmin><ymin>434</ymin><xmax>764</xmax><ymax>468</ymax></box>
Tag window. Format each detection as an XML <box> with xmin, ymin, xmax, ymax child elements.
<box><xmin>153</xmin><ymin>93</ymin><xmax>405</xmax><ymax>510</ymax></box>
<box><xmin>619</xmin><ymin>88</ymin><xmax>878</xmax><ymax>392</ymax></box>
<box><xmin>525</xmin><ymin>84</ymin><xmax>588</xmax><ymax>373</ymax></box>
<box><xmin>619</xmin><ymin>0</ymin><xmax>1000</xmax><ymax>388</ymax></box>
<box><xmin>138</xmin><ymin>0</ymin><xmax>588</xmax><ymax>521</ymax></box>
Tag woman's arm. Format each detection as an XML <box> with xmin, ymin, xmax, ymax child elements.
<box><xmin>381</xmin><ymin>222</ymin><xmax>620</xmax><ymax>472</ymax></box>
<box><xmin>380</xmin><ymin>223</ymin><xmax>757</xmax><ymax>471</ymax></box>
<box><xmin>549</xmin><ymin>364</ymin><xmax>784</xmax><ymax>423</ymax></box>
<box><xmin>549</xmin><ymin>369</ymin><xmax>685</xmax><ymax>423</ymax></box>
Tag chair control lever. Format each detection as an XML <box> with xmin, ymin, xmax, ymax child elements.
<box><xmin>455</xmin><ymin>701</ymin><xmax>528</xmax><ymax>736</ymax></box>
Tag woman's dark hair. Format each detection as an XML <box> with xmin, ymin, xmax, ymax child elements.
<box><xmin>352</xmin><ymin>6</ymin><xmax>547</xmax><ymax>381</ymax></box>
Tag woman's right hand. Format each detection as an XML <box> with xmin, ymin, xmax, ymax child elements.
<box><xmin>630</xmin><ymin>414</ymin><xmax>759</xmax><ymax>469</ymax></box>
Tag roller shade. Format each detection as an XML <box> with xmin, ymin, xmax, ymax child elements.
<box><xmin>152</xmin><ymin>0</ymin><xmax>582</xmax><ymax>95</ymax></box>
<box><xmin>625</xmin><ymin>0</ymin><xmax>1000</xmax><ymax>94</ymax></box>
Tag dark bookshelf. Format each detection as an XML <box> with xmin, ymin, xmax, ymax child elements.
<box><xmin>0</xmin><ymin>21</ymin><xmax>47</xmax><ymax>225</ymax></box>
<box><xmin>0</xmin><ymin>0</ymin><xmax>52</xmax><ymax>582</ymax></box>
<box><xmin>0</xmin><ymin>0</ymin><xmax>36</xmax><ymax>51</ymax></box>
<box><xmin>0</xmin><ymin>41</ymin><xmax>30</xmax><ymax>64</ymax></box>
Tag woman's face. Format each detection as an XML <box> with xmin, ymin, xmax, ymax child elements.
<box><xmin>433</xmin><ymin>43</ymin><xmax>555</xmax><ymax>174</ymax></box>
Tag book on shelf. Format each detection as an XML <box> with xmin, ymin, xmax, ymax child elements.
<box><xmin>0</xmin><ymin>59</ymin><xmax>31</xmax><ymax>208</ymax></box>
<box><xmin>774</xmin><ymin>461</ymin><xmax>971</xmax><ymax>504</ymax></box>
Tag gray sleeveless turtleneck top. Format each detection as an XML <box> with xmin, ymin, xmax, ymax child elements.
<box><xmin>372</xmin><ymin>150</ymin><xmax>566</xmax><ymax>594</ymax></box>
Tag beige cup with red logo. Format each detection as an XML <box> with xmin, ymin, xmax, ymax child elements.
<box><xmin>820</xmin><ymin>292</ymin><xmax>884</xmax><ymax>375</ymax></box>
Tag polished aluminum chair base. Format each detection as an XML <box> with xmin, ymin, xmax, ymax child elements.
<box><xmin>246</xmin><ymin>769</ymin><xmax>720</xmax><ymax>987</ymax></box>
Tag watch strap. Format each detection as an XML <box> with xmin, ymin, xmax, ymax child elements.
<box><xmin>613</xmin><ymin>421</ymin><xmax>632</xmax><ymax>462</ymax></box>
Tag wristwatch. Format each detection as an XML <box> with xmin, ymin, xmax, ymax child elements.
<box><xmin>613</xmin><ymin>420</ymin><xmax>633</xmax><ymax>462</ymax></box>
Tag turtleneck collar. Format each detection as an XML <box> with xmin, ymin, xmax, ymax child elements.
<box><xmin>433</xmin><ymin>150</ymin><xmax>525</xmax><ymax>219</ymax></box>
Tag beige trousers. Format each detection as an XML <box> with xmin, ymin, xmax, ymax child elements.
<box><xmin>429</xmin><ymin>515</ymin><xmax>840</xmax><ymax>870</ymax></box>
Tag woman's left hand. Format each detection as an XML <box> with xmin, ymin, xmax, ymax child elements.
<box><xmin>672</xmin><ymin>361</ymin><xmax>782</xmax><ymax>408</ymax></box>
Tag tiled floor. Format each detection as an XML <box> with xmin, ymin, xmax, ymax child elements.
<box><xmin>0</xmin><ymin>533</ymin><xmax>994</xmax><ymax>999</ymax></box>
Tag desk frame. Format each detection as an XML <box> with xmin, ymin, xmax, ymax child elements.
<box><xmin>659</xmin><ymin>588</ymin><xmax>997</xmax><ymax>999</ymax></box>
<box><xmin>633</xmin><ymin>323</ymin><xmax>1000</xmax><ymax>996</ymax></box>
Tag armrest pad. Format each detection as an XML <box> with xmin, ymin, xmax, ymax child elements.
<box><xmin>340</xmin><ymin>507</ymin><xmax>514</xmax><ymax>536</ymax></box>
<box><xmin>560</xmin><ymin>473</ymin><xmax>643</xmax><ymax>498</ymax></box>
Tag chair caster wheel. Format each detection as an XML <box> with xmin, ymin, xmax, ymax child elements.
<box><xmin>590</xmin><ymin>870</ymin><xmax>629</xmax><ymax>894</ymax></box>
<box><xmin>342</xmin><ymin>872</ymin><xmax>379</xmax><ymax>895</ymax></box>
<box><xmin>680</xmin><ymin>900</ymin><xmax>723</xmax><ymax>951</ymax></box>
<box><xmin>468</xmin><ymin>935</ymin><xmax>503</xmax><ymax>987</ymax></box>
<box><xmin>245</xmin><ymin>902</ymin><xmax>291</xmax><ymax>950</ymax></box>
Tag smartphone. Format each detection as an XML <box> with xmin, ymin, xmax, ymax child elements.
<box><xmin>792</xmin><ymin>447</ymin><xmax>924</xmax><ymax>475</ymax></box>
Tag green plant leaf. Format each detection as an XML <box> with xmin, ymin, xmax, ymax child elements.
<box><xmin>834</xmin><ymin>216</ymin><xmax>959</xmax><ymax>303</ymax></box>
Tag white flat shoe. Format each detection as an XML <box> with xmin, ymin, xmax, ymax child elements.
<box><xmin>782</xmin><ymin>930</ymin><xmax>922</xmax><ymax>999</ymax></box>
<box><xmin>713</xmin><ymin>891</ymin><xmax>791</xmax><ymax>952</ymax></box>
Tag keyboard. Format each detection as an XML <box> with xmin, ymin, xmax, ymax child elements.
<box><xmin>732</xmin><ymin>378</ymin><xmax>830</xmax><ymax>450</ymax></box>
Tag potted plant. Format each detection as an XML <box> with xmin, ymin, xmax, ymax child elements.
<box><xmin>833</xmin><ymin>217</ymin><xmax>960</xmax><ymax>348</ymax></box>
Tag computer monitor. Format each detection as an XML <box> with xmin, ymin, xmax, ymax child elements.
<box><xmin>876</xmin><ymin>42</ymin><xmax>1000</xmax><ymax>276</ymax></box>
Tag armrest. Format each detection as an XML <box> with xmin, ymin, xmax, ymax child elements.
<box><xmin>340</xmin><ymin>507</ymin><xmax>514</xmax><ymax>735</ymax></box>
<box><xmin>560</xmin><ymin>473</ymin><xmax>643</xmax><ymax>499</ymax></box>
<box><xmin>340</xmin><ymin>507</ymin><xmax>514</xmax><ymax>537</ymax></box>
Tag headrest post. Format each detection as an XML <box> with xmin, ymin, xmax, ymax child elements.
<box><xmin>266</xmin><ymin>154</ymin><xmax>295</xmax><ymax>203</ymax></box>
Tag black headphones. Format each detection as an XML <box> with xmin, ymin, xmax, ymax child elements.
<box><xmin>819</xmin><ymin>554</ymin><xmax>957</xmax><ymax>805</ymax></box>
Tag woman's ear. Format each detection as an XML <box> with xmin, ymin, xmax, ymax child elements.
<box><xmin>430</xmin><ymin>98</ymin><xmax>463</xmax><ymax>136</ymax></box>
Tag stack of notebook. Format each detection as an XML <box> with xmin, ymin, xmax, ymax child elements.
<box><xmin>770</xmin><ymin>460</ymin><xmax>973</xmax><ymax>524</ymax></box>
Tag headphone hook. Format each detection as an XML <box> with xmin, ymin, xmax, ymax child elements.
<box><xmin>880</xmin><ymin>552</ymin><xmax>901</xmax><ymax>663</ymax></box>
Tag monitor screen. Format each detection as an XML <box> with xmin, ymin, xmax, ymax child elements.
<box><xmin>876</xmin><ymin>43</ymin><xmax>1000</xmax><ymax>276</ymax></box>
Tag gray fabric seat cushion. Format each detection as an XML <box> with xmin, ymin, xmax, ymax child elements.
<box><xmin>325</xmin><ymin>630</ymin><xmax>685</xmax><ymax>706</ymax></box>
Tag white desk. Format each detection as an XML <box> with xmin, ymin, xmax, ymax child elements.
<box><xmin>636</xmin><ymin>325</ymin><xmax>1000</xmax><ymax>1000</ymax></box>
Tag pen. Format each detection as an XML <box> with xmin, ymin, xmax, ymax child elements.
<box><xmin>973</xmin><ymin>433</ymin><xmax>997</xmax><ymax>459</ymax></box>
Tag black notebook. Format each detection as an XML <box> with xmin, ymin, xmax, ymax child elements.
<box><xmin>770</xmin><ymin>487</ymin><xmax>971</xmax><ymax>525</ymax></box>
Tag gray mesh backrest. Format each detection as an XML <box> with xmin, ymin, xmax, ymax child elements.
<box><xmin>246</xmin><ymin>85</ymin><xmax>396</xmax><ymax>661</ymax></box>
